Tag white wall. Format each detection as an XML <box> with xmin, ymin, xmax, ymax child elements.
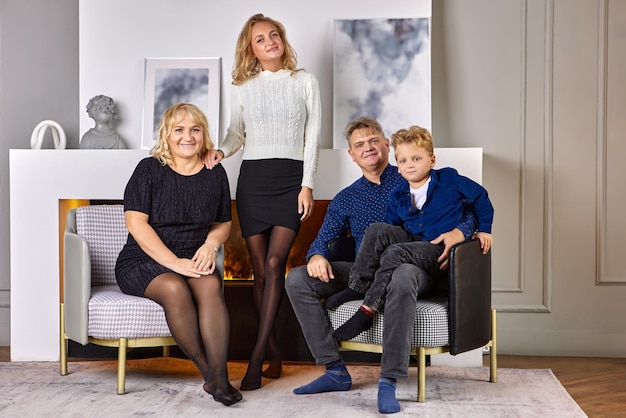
<box><xmin>79</xmin><ymin>0</ymin><xmax>431</xmax><ymax>150</ymax></box>
<box><xmin>0</xmin><ymin>0</ymin><xmax>79</xmax><ymax>345</ymax></box>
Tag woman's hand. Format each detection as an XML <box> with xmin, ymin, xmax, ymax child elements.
<box><xmin>298</xmin><ymin>186</ymin><xmax>314</xmax><ymax>221</ymax></box>
<box><xmin>126</xmin><ymin>210</ymin><xmax>228</xmax><ymax>278</ymax></box>
<box><xmin>170</xmin><ymin>257</ymin><xmax>213</xmax><ymax>278</ymax></box>
<box><xmin>191</xmin><ymin>242</ymin><xmax>219</xmax><ymax>274</ymax></box>
<box><xmin>202</xmin><ymin>148</ymin><xmax>224</xmax><ymax>169</ymax></box>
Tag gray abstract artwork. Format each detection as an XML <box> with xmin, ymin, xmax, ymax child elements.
<box><xmin>334</xmin><ymin>17</ymin><xmax>431</xmax><ymax>147</ymax></box>
<box><xmin>152</xmin><ymin>68</ymin><xmax>210</xmax><ymax>139</ymax></box>
<box><xmin>142</xmin><ymin>58</ymin><xmax>221</xmax><ymax>149</ymax></box>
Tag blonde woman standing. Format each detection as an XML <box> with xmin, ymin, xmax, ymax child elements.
<box><xmin>205</xmin><ymin>13</ymin><xmax>321</xmax><ymax>391</ymax></box>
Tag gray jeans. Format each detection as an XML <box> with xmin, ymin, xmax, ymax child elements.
<box><xmin>350</xmin><ymin>222</ymin><xmax>443</xmax><ymax>311</ymax></box>
<box><xmin>285</xmin><ymin>260</ymin><xmax>434</xmax><ymax>378</ymax></box>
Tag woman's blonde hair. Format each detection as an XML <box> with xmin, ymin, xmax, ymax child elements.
<box><xmin>150</xmin><ymin>103</ymin><xmax>214</xmax><ymax>166</ymax></box>
<box><xmin>231</xmin><ymin>13</ymin><xmax>299</xmax><ymax>85</ymax></box>
<box><xmin>391</xmin><ymin>125</ymin><xmax>434</xmax><ymax>157</ymax></box>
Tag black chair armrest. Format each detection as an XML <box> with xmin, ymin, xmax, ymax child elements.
<box><xmin>327</xmin><ymin>236</ymin><xmax>356</xmax><ymax>262</ymax></box>
<box><xmin>447</xmin><ymin>239</ymin><xmax>492</xmax><ymax>355</ymax></box>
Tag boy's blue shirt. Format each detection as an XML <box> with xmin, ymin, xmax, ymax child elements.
<box><xmin>306</xmin><ymin>165</ymin><xmax>479</xmax><ymax>261</ymax></box>
<box><xmin>386</xmin><ymin>167</ymin><xmax>494</xmax><ymax>242</ymax></box>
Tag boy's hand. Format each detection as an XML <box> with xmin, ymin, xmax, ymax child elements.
<box><xmin>430</xmin><ymin>228</ymin><xmax>464</xmax><ymax>270</ymax></box>
<box><xmin>475</xmin><ymin>232</ymin><xmax>492</xmax><ymax>254</ymax></box>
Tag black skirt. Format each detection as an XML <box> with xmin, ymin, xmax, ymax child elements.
<box><xmin>236</xmin><ymin>159</ymin><xmax>303</xmax><ymax>237</ymax></box>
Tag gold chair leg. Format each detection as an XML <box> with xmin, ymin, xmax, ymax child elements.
<box><xmin>162</xmin><ymin>345</ymin><xmax>170</xmax><ymax>357</ymax></box>
<box><xmin>117</xmin><ymin>338</ymin><xmax>128</xmax><ymax>395</ymax></box>
<box><xmin>490</xmin><ymin>309</ymin><xmax>498</xmax><ymax>383</ymax></box>
<box><xmin>418</xmin><ymin>347</ymin><xmax>426</xmax><ymax>402</ymax></box>
<box><xmin>60</xmin><ymin>303</ymin><xmax>68</xmax><ymax>376</ymax></box>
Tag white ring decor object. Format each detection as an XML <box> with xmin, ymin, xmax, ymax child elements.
<box><xmin>30</xmin><ymin>120</ymin><xmax>67</xmax><ymax>149</ymax></box>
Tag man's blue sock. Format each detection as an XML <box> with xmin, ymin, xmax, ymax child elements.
<box><xmin>378</xmin><ymin>377</ymin><xmax>400</xmax><ymax>414</ymax></box>
<box><xmin>293</xmin><ymin>363</ymin><xmax>352</xmax><ymax>394</ymax></box>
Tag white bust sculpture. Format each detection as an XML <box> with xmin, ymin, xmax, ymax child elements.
<box><xmin>80</xmin><ymin>95</ymin><xmax>126</xmax><ymax>149</ymax></box>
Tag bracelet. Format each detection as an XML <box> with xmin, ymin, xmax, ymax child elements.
<box><xmin>205</xmin><ymin>241</ymin><xmax>220</xmax><ymax>255</ymax></box>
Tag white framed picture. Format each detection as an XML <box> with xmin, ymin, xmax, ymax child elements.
<box><xmin>142</xmin><ymin>57</ymin><xmax>221</xmax><ymax>150</ymax></box>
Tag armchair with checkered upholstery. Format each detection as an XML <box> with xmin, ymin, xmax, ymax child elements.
<box><xmin>326</xmin><ymin>236</ymin><xmax>497</xmax><ymax>402</ymax></box>
<box><xmin>60</xmin><ymin>204</ymin><xmax>223</xmax><ymax>394</ymax></box>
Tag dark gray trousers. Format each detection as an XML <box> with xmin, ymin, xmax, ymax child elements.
<box><xmin>349</xmin><ymin>222</ymin><xmax>443</xmax><ymax>311</ymax></box>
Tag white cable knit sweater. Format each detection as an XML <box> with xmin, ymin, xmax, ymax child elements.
<box><xmin>219</xmin><ymin>69</ymin><xmax>321</xmax><ymax>189</ymax></box>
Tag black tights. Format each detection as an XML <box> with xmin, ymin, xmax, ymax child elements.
<box><xmin>144</xmin><ymin>273</ymin><xmax>242</xmax><ymax>406</ymax></box>
<box><xmin>240</xmin><ymin>226</ymin><xmax>297</xmax><ymax>390</ymax></box>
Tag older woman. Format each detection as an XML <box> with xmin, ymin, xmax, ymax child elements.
<box><xmin>115</xmin><ymin>103</ymin><xmax>241</xmax><ymax>406</ymax></box>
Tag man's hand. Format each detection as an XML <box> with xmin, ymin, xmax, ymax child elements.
<box><xmin>306</xmin><ymin>254</ymin><xmax>334</xmax><ymax>282</ymax></box>
<box><xmin>430</xmin><ymin>228</ymin><xmax>465</xmax><ymax>270</ymax></box>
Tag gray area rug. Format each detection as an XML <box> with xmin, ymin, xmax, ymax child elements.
<box><xmin>0</xmin><ymin>358</ymin><xmax>586</xmax><ymax>417</ymax></box>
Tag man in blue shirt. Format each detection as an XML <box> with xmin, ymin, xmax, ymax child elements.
<box><xmin>285</xmin><ymin>117</ymin><xmax>476</xmax><ymax>414</ymax></box>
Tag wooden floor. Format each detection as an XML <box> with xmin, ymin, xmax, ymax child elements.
<box><xmin>488</xmin><ymin>355</ymin><xmax>626</xmax><ymax>417</ymax></box>
<box><xmin>1</xmin><ymin>347</ymin><xmax>623</xmax><ymax>417</ymax></box>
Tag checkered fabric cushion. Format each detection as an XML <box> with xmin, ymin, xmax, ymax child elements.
<box><xmin>76</xmin><ymin>205</ymin><xmax>128</xmax><ymax>286</ymax></box>
<box><xmin>328</xmin><ymin>295</ymin><xmax>450</xmax><ymax>348</ymax></box>
<box><xmin>75</xmin><ymin>205</ymin><xmax>171</xmax><ymax>340</ymax></box>
<box><xmin>88</xmin><ymin>285</ymin><xmax>172</xmax><ymax>339</ymax></box>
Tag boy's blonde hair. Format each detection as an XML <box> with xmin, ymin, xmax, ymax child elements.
<box><xmin>391</xmin><ymin>125</ymin><xmax>434</xmax><ymax>157</ymax></box>
<box><xmin>231</xmin><ymin>14</ymin><xmax>299</xmax><ymax>85</ymax></box>
<box><xmin>150</xmin><ymin>103</ymin><xmax>214</xmax><ymax>166</ymax></box>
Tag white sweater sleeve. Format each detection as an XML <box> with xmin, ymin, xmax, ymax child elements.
<box><xmin>219</xmin><ymin>85</ymin><xmax>245</xmax><ymax>158</ymax></box>
<box><xmin>301</xmin><ymin>73</ymin><xmax>321</xmax><ymax>190</ymax></box>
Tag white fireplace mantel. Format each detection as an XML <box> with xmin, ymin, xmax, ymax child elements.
<box><xmin>10</xmin><ymin>148</ymin><xmax>482</xmax><ymax>362</ymax></box>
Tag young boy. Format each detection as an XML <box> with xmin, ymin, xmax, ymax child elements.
<box><xmin>327</xmin><ymin>125</ymin><xmax>494</xmax><ymax>341</ymax></box>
